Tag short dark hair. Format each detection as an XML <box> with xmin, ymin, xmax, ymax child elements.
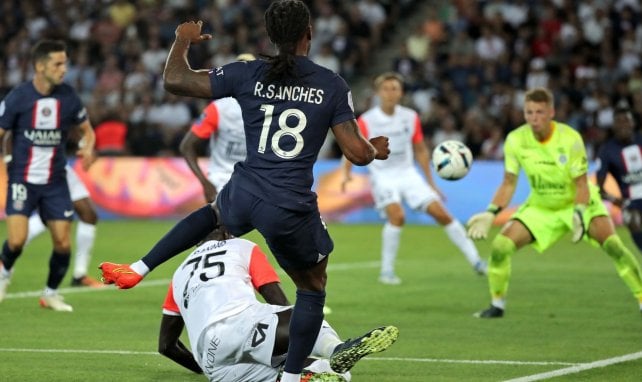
<box><xmin>31</xmin><ymin>40</ymin><xmax>66</xmax><ymax>66</ymax></box>
<box><xmin>263</xmin><ymin>0</ymin><xmax>311</xmax><ymax>83</ymax></box>
<box><xmin>524</xmin><ymin>87</ymin><xmax>554</xmax><ymax>106</ymax></box>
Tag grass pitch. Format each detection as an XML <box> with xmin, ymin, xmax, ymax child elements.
<box><xmin>1</xmin><ymin>220</ymin><xmax>641</xmax><ymax>381</ymax></box>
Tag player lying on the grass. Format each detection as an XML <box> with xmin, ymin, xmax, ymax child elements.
<box><xmin>142</xmin><ymin>227</ymin><xmax>398</xmax><ymax>382</ymax></box>
<box><xmin>467</xmin><ymin>87</ymin><xmax>642</xmax><ymax>318</ymax></box>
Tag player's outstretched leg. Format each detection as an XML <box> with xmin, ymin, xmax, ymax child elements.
<box><xmin>329</xmin><ymin>325</ymin><xmax>399</xmax><ymax>374</ymax></box>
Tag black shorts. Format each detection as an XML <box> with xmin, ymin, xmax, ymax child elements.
<box><xmin>217</xmin><ymin>179</ymin><xmax>333</xmax><ymax>270</ymax></box>
<box><xmin>5</xmin><ymin>178</ymin><xmax>73</xmax><ymax>221</ymax></box>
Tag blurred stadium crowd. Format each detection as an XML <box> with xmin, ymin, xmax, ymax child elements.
<box><xmin>0</xmin><ymin>0</ymin><xmax>641</xmax><ymax>160</ymax></box>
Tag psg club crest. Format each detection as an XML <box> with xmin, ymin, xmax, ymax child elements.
<box><xmin>41</xmin><ymin>107</ymin><xmax>52</xmax><ymax>117</ymax></box>
<box><xmin>12</xmin><ymin>200</ymin><xmax>24</xmax><ymax>211</ymax></box>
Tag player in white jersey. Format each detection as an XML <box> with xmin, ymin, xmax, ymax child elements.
<box><xmin>341</xmin><ymin>72</ymin><xmax>486</xmax><ymax>284</ymax></box>
<box><xmin>180</xmin><ymin>54</ymin><xmax>254</xmax><ymax>203</ymax></box>
<box><xmin>157</xmin><ymin>228</ymin><xmax>399</xmax><ymax>382</ymax></box>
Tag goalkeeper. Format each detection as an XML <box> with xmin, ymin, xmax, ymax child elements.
<box><xmin>467</xmin><ymin>87</ymin><xmax>642</xmax><ymax>318</ymax></box>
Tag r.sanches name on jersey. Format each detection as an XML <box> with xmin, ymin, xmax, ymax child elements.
<box><xmin>253</xmin><ymin>82</ymin><xmax>324</xmax><ymax>104</ymax></box>
<box><xmin>23</xmin><ymin>129</ymin><xmax>62</xmax><ymax>146</ymax></box>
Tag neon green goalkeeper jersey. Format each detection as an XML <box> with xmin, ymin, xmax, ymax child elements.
<box><xmin>504</xmin><ymin>121</ymin><xmax>588</xmax><ymax>210</ymax></box>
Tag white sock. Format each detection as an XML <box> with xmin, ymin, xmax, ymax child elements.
<box><xmin>310</xmin><ymin>320</ymin><xmax>342</xmax><ymax>358</ymax></box>
<box><xmin>73</xmin><ymin>221</ymin><xmax>96</xmax><ymax>279</ymax></box>
<box><xmin>43</xmin><ymin>287</ymin><xmax>57</xmax><ymax>296</ymax></box>
<box><xmin>26</xmin><ymin>214</ymin><xmax>47</xmax><ymax>245</ymax></box>
<box><xmin>444</xmin><ymin>220</ymin><xmax>481</xmax><ymax>267</ymax></box>
<box><xmin>280</xmin><ymin>372</ymin><xmax>301</xmax><ymax>382</ymax></box>
<box><xmin>381</xmin><ymin>223</ymin><xmax>402</xmax><ymax>275</ymax></box>
<box><xmin>492</xmin><ymin>298</ymin><xmax>506</xmax><ymax>310</ymax></box>
<box><xmin>305</xmin><ymin>359</ymin><xmax>352</xmax><ymax>381</ymax></box>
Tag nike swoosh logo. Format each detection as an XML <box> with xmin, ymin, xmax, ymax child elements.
<box><xmin>317</xmin><ymin>253</ymin><xmax>327</xmax><ymax>263</ymax></box>
<box><xmin>63</xmin><ymin>210</ymin><xmax>74</xmax><ymax>218</ymax></box>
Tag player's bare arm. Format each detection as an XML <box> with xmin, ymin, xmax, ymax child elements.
<box><xmin>76</xmin><ymin>120</ymin><xmax>96</xmax><ymax>171</ymax></box>
<box><xmin>158</xmin><ymin>314</ymin><xmax>203</xmax><ymax>374</ymax></box>
<box><xmin>339</xmin><ymin>156</ymin><xmax>353</xmax><ymax>193</ymax></box>
<box><xmin>413</xmin><ymin>141</ymin><xmax>444</xmax><ymax>199</ymax></box>
<box><xmin>163</xmin><ymin>20</ymin><xmax>213</xmax><ymax>99</ymax></box>
<box><xmin>1</xmin><ymin>129</ymin><xmax>11</xmax><ymax>164</ymax></box>
<box><xmin>490</xmin><ymin>172</ymin><xmax>518</xmax><ymax>209</ymax></box>
<box><xmin>179</xmin><ymin>132</ymin><xmax>217</xmax><ymax>202</ymax></box>
<box><xmin>332</xmin><ymin>119</ymin><xmax>389</xmax><ymax>165</ymax></box>
<box><xmin>573</xmin><ymin>174</ymin><xmax>590</xmax><ymax>206</ymax></box>
<box><xmin>258</xmin><ymin>282</ymin><xmax>291</xmax><ymax>306</ymax></box>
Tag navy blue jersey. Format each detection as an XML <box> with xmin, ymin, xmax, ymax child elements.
<box><xmin>596</xmin><ymin>134</ymin><xmax>642</xmax><ymax>200</ymax></box>
<box><xmin>209</xmin><ymin>57</ymin><xmax>355</xmax><ymax>211</ymax></box>
<box><xmin>0</xmin><ymin>81</ymin><xmax>86</xmax><ymax>184</ymax></box>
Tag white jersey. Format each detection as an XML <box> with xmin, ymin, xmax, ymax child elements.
<box><xmin>357</xmin><ymin>105</ymin><xmax>423</xmax><ymax>174</ymax></box>
<box><xmin>190</xmin><ymin>98</ymin><xmax>246</xmax><ymax>189</ymax></box>
<box><xmin>162</xmin><ymin>237</ymin><xmax>280</xmax><ymax>366</ymax></box>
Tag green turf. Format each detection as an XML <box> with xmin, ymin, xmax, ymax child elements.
<box><xmin>0</xmin><ymin>221</ymin><xmax>641</xmax><ymax>381</ymax></box>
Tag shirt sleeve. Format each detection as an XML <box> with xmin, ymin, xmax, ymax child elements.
<box><xmin>357</xmin><ymin>116</ymin><xmax>369</xmax><ymax>138</ymax></box>
<box><xmin>161</xmin><ymin>282</ymin><xmax>181</xmax><ymax>316</ymax></box>
<box><xmin>191</xmin><ymin>102</ymin><xmax>219</xmax><ymax>139</ymax></box>
<box><xmin>411</xmin><ymin>113</ymin><xmax>424</xmax><ymax>144</ymax></box>
<box><xmin>503</xmin><ymin>132</ymin><xmax>520</xmax><ymax>175</ymax></box>
<box><xmin>248</xmin><ymin>245</ymin><xmax>280</xmax><ymax>290</ymax></box>
<box><xmin>330</xmin><ymin>76</ymin><xmax>356</xmax><ymax>127</ymax></box>
<box><xmin>569</xmin><ymin>132</ymin><xmax>588</xmax><ymax>178</ymax></box>
<box><xmin>595</xmin><ymin>145</ymin><xmax>609</xmax><ymax>183</ymax></box>
<box><xmin>0</xmin><ymin>90</ymin><xmax>18</xmax><ymax>131</ymax></box>
<box><xmin>209</xmin><ymin>61</ymin><xmax>245</xmax><ymax>100</ymax></box>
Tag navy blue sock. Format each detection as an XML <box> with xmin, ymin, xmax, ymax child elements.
<box><xmin>631</xmin><ymin>231</ymin><xmax>642</xmax><ymax>253</ymax></box>
<box><xmin>141</xmin><ymin>205</ymin><xmax>218</xmax><ymax>270</ymax></box>
<box><xmin>283</xmin><ymin>289</ymin><xmax>326</xmax><ymax>374</ymax></box>
<box><xmin>47</xmin><ymin>251</ymin><xmax>70</xmax><ymax>289</ymax></box>
<box><xmin>0</xmin><ymin>241</ymin><xmax>22</xmax><ymax>271</ymax></box>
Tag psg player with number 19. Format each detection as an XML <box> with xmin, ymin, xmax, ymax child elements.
<box><xmin>0</xmin><ymin>40</ymin><xmax>96</xmax><ymax>311</ymax></box>
<box><xmin>100</xmin><ymin>2</ymin><xmax>392</xmax><ymax>381</ymax></box>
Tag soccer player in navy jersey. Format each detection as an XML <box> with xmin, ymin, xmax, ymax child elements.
<box><xmin>0</xmin><ymin>40</ymin><xmax>96</xmax><ymax>311</ymax></box>
<box><xmin>100</xmin><ymin>1</ymin><xmax>392</xmax><ymax>380</ymax></box>
<box><xmin>596</xmin><ymin>107</ymin><xmax>642</xmax><ymax>253</ymax></box>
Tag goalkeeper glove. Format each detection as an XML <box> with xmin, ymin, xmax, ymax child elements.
<box><xmin>99</xmin><ymin>262</ymin><xmax>144</xmax><ymax>289</ymax></box>
<box><xmin>467</xmin><ymin>204</ymin><xmax>501</xmax><ymax>240</ymax></box>
<box><xmin>571</xmin><ymin>204</ymin><xmax>586</xmax><ymax>243</ymax></box>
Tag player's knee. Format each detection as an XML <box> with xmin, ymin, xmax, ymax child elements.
<box><xmin>388</xmin><ymin>215</ymin><xmax>405</xmax><ymax>226</ymax></box>
<box><xmin>6</xmin><ymin>239</ymin><xmax>25</xmax><ymax>253</ymax></box>
<box><xmin>491</xmin><ymin>234</ymin><xmax>516</xmax><ymax>262</ymax></box>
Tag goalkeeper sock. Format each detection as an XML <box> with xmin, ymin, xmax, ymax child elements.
<box><xmin>141</xmin><ymin>204</ymin><xmax>218</xmax><ymax>270</ymax></box>
<box><xmin>381</xmin><ymin>222</ymin><xmax>401</xmax><ymax>275</ymax></box>
<box><xmin>444</xmin><ymin>220</ymin><xmax>481</xmax><ymax>267</ymax></box>
<box><xmin>602</xmin><ymin>235</ymin><xmax>642</xmax><ymax>301</ymax></box>
<box><xmin>488</xmin><ymin>234</ymin><xmax>516</xmax><ymax>302</ymax></box>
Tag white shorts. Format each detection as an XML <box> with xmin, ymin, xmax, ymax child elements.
<box><xmin>199</xmin><ymin>303</ymin><xmax>290</xmax><ymax>382</ymax></box>
<box><xmin>66</xmin><ymin>165</ymin><xmax>90</xmax><ymax>202</ymax></box>
<box><xmin>370</xmin><ymin>168</ymin><xmax>439</xmax><ymax>213</ymax></box>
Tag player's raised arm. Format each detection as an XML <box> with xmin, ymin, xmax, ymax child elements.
<box><xmin>332</xmin><ymin>119</ymin><xmax>389</xmax><ymax>165</ymax></box>
<box><xmin>163</xmin><ymin>20</ymin><xmax>213</xmax><ymax>99</ymax></box>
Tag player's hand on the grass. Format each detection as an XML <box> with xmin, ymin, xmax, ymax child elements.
<box><xmin>175</xmin><ymin>20</ymin><xmax>212</xmax><ymax>44</ymax></box>
<box><xmin>99</xmin><ymin>262</ymin><xmax>144</xmax><ymax>289</ymax></box>
<box><xmin>467</xmin><ymin>211</ymin><xmax>495</xmax><ymax>240</ymax></box>
<box><xmin>370</xmin><ymin>136</ymin><xmax>390</xmax><ymax>160</ymax></box>
<box><xmin>571</xmin><ymin>204</ymin><xmax>586</xmax><ymax>243</ymax></box>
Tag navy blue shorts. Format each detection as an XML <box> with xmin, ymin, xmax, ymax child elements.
<box><xmin>217</xmin><ymin>180</ymin><xmax>333</xmax><ymax>270</ymax></box>
<box><xmin>5</xmin><ymin>179</ymin><xmax>74</xmax><ymax>221</ymax></box>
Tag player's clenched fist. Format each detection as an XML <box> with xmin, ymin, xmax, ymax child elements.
<box><xmin>99</xmin><ymin>262</ymin><xmax>144</xmax><ymax>289</ymax></box>
<box><xmin>370</xmin><ymin>136</ymin><xmax>390</xmax><ymax>160</ymax></box>
<box><xmin>175</xmin><ymin>20</ymin><xmax>213</xmax><ymax>44</ymax></box>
